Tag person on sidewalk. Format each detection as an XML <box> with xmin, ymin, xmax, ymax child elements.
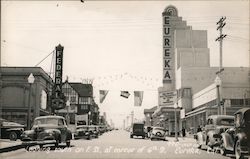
<box><xmin>182</xmin><ymin>127</ymin><xmax>186</xmax><ymax>138</ymax></box>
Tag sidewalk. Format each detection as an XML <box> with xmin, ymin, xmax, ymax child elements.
<box><xmin>0</xmin><ymin>139</ymin><xmax>22</xmax><ymax>149</ymax></box>
<box><xmin>165</xmin><ymin>136</ymin><xmax>196</xmax><ymax>143</ymax></box>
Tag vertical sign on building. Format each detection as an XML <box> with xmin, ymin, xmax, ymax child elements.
<box><xmin>51</xmin><ymin>44</ymin><xmax>65</xmax><ymax>110</ymax></box>
<box><xmin>162</xmin><ymin>6</ymin><xmax>178</xmax><ymax>88</ymax></box>
<box><xmin>163</xmin><ymin>14</ymin><xmax>172</xmax><ymax>84</ymax></box>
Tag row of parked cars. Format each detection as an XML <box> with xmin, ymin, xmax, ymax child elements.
<box><xmin>1</xmin><ymin>115</ymin><xmax>111</xmax><ymax>150</ymax></box>
<box><xmin>74</xmin><ymin>124</ymin><xmax>111</xmax><ymax>140</ymax></box>
<box><xmin>194</xmin><ymin>108</ymin><xmax>250</xmax><ymax>159</ymax></box>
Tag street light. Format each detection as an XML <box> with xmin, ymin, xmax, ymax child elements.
<box><xmin>214</xmin><ymin>75</ymin><xmax>222</xmax><ymax>115</ymax></box>
<box><xmin>66</xmin><ymin>100</ymin><xmax>70</xmax><ymax>124</ymax></box>
<box><xmin>27</xmin><ymin>73</ymin><xmax>35</xmax><ymax>130</ymax></box>
<box><xmin>88</xmin><ymin>111</ymin><xmax>91</xmax><ymax>125</ymax></box>
<box><xmin>174</xmin><ymin>103</ymin><xmax>179</xmax><ymax>142</ymax></box>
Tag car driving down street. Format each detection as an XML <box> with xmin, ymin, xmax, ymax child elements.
<box><xmin>20</xmin><ymin>116</ymin><xmax>72</xmax><ymax>149</ymax></box>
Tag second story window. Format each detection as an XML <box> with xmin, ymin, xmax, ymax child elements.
<box><xmin>70</xmin><ymin>96</ymin><xmax>76</xmax><ymax>103</ymax></box>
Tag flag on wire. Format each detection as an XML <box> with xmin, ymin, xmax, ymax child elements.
<box><xmin>99</xmin><ymin>90</ymin><xmax>109</xmax><ymax>103</ymax></box>
<box><xmin>120</xmin><ymin>91</ymin><xmax>130</xmax><ymax>98</ymax></box>
<box><xmin>134</xmin><ymin>91</ymin><xmax>143</xmax><ymax>106</ymax></box>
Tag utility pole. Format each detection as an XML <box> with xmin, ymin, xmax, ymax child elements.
<box><xmin>215</xmin><ymin>17</ymin><xmax>227</xmax><ymax>115</ymax></box>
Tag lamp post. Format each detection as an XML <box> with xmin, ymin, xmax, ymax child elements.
<box><xmin>174</xmin><ymin>103</ymin><xmax>179</xmax><ymax>142</ymax></box>
<box><xmin>214</xmin><ymin>75</ymin><xmax>222</xmax><ymax>115</ymax></box>
<box><xmin>27</xmin><ymin>73</ymin><xmax>35</xmax><ymax>130</ymax></box>
<box><xmin>66</xmin><ymin>100</ymin><xmax>70</xmax><ymax>124</ymax></box>
<box><xmin>88</xmin><ymin>111</ymin><xmax>91</xmax><ymax>125</ymax></box>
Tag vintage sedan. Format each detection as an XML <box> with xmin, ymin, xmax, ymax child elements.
<box><xmin>195</xmin><ymin>115</ymin><xmax>234</xmax><ymax>149</ymax></box>
<box><xmin>20</xmin><ymin>116</ymin><xmax>72</xmax><ymax>149</ymax></box>
<box><xmin>214</xmin><ymin>108</ymin><xmax>250</xmax><ymax>159</ymax></box>
<box><xmin>150</xmin><ymin>127</ymin><xmax>168</xmax><ymax>141</ymax></box>
<box><xmin>0</xmin><ymin>118</ymin><xmax>25</xmax><ymax>141</ymax></box>
<box><xmin>74</xmin><ymin>125</ymin><xmax>91</xmax><ymax>140</ymax></box>
<box><xmin>88</xmin><ymin>125</ymin><xmax>99</xmax><ymax>138</ymax></box>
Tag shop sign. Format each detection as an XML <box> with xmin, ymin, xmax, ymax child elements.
<box><xmin>159</xmin><ymin>91</ymin><xmax>177</xmax><ymax>106</ymax></box>
<box><xmin>162</xmin><ymin>15</ymin><xmax>173</xmax><ymax>84</ymax></box>
<box><xmin>52</xmin><ymin>44</ymin><xmax>65</xmax><ymax>110</ymax></box>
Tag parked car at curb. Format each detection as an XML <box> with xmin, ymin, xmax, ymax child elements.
<box><xmin>89</xmin><ymin>125</ymin><xmax>99</xmax><ymax>138</ymax></box>
<box><xmin>130</xmin><ymin>123</ymin><xmax>145</xmax><ymax>139</ymax></box>
<box><xmin>74</xmin><ymin>125</ymin><xmax>91</xmax><ymax>140</ymax></box>
<box><xmin>195</xmin><ymin>115</ymin><xmax>234</xmax><ymax>149</ymax></box>
<box><xmin>20</xmin><ymin>116</ymin><xmax>72</xmax><ymax>149</ymax></box>
<box><xmin>150</xmin><ymin>127</ymin><xmax>168</xmax><ymax>141</ymax></box>
<box><xmin>214</xmin><ymin>108</ymin><xmax>250</xmax><ymax>159</ymax></box>
<box><xmin>0</xmin><ymin>118</ymin><xmax>25</xmax><ymax>141</ymax></box>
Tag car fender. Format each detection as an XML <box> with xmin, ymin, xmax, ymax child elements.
<box><xmin>221</xmin><ymin>132</ymin><xmax>234</xmax><ymax>151</ymax></box>
<box><xmin>235</xmin><ymin>132</ymin><xmax>248</xmax><ymax>147</ymax></box>
<box><xmin>6</xmin><ymin>128</ymin><xmax>24</xmax><ymax>132</ymax></box>
<box><xmin>196</xmin><ymin>131</ymin><xmax>206</xmax><ymax>145</ymax></box>
<box><xmin>206</xmin><ymin>130</ymin><xmax>216</xmax><ymax>145</ymax></box>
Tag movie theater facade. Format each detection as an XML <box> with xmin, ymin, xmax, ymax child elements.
<box><xmin>144</xmin><ymin>5</ymin><xmax>250</xmax><ymax>135</ymax></box>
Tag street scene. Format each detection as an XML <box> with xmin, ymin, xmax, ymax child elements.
<box><xmin>0</xmin><ymin>1</ymin><xmax>250</xmax><ymax>159</ymax></box>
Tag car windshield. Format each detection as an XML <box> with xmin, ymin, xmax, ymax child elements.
<box><xmin>154</xmin><ymin>127</ymin><xmax>165</xmax><ymax>131</ymax></box>
<box><xmin>34</xmin><ymin>118</ymin><xmax>63</xmax><ymax>126</ymax></box>
<box><xmin>218</xmin><ymin>118</ymin><xmax>234</xmax><ymax>126</ymax></box>
<box><xmin>77</xmin><ymin>126</ymin><xmax>88</xmax><ymax>130</ymax></box>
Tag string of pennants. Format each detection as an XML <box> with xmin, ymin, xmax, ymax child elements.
<box><xmin>66</xmin><ymin>72</ymin><xmax>161</xmax><ymax>89</ymax></box>
<box><xmin>99</xmin><ymin>90</ymin><xmax>144</xmax><ymax>106</ymax></box>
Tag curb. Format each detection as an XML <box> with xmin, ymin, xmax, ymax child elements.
<box><xmin>0</xmin><ymin>144</ymin><xmax>25</xmax><ymax>153</ymax></box>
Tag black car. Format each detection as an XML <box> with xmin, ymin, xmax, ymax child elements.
<box><xmin>214</xmin><ymin>108</ymin><xmax>250</xmax><ymax>159</ymax></box>
<box><xmin>0</xmin><ymin>118</ymin><xmax>25</xmax><ymax>141</ymax></box>
<box><xmin>130</xmin><ymin>123</ymin><xmax>145</xmax><ymax>139</ymax></box>
<box><xmin>74</xmin><ymin>125</ymin><xmax>91</xmax><ymax>140</ymax></box>
<box><xmin>21</xmin><ymin>116</ymin><xmax>72</xmax><ymax>149</ymax></box>
<box><xmin>88</xmin><ymin>125</ymin><xmax>99</xmax><ymax>138</ymax></box>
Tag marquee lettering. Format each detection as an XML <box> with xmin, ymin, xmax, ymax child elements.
<box><xmin>164</xmin><ymin>37</ymin><xmax>171</xmax><ymax>47</ymax></box>
<box><xmin>164</xmin><ymin>59</ymin><xmax>170</xmax><ymax>68</ymax></box>
<box><xmin>164</xmin><ymin>48</ymin><xmax>170</xmax><ymax>57</ymax></box>
<box><xmin>162</xmin><ymin>14</ymin><xmax>173</xmax><ymax>84</ymax></box>
<box><xmin>164</xmin><ymin>71</ymin><xmax>171</xmax><ymax>79</ymax></box>
<box><xmin>164</xmin><ymin>27</ymin><xmax>170</xmax><ymax>36</ymax></box>
<box><xmin>164</xmin><ymin>16</ymin><xmax>170</xmax><ymax>25</ymax></box>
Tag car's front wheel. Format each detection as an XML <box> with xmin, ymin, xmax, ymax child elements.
<box><xmin>9</xmin><ymin>131</ymin><xmax>18</xmax><ymax>141</ymax></box>
<box><xmin>235</xmin><ymin>140</ymin><xmax>244</xmax><ymax>159</ymax></box>
<box><xmin>219</xmin><ymin>139</ymin><xmax>227</xmax><ymax>156</ymax></box>
<box><xmin>55</xmin><ymin>140</ymin><xmax>59</xmax><ymax>147</ymax></box>
<box><xmin>66</xmin><ymin>141</ymin><xmax>70</xmax><ymax>147</ymax></box>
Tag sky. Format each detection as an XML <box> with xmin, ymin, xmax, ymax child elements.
<box><xmin>1</xmin><ymin>0</ymin><xmax>249</xmax><ymax>128</ymax></box>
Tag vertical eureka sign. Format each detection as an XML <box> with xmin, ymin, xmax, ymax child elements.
<box><xmin>163</xmin><ymin>14</ymin><xmax>173</xmax><ymax>84</ymax></box>
<box><xmin>162</xmin><ymin>5</ymin><xmax>178</xmax><ymax>86</ymax></box>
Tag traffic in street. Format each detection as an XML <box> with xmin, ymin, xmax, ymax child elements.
<box><xmin>1</xmin><ymin>129</ymin><xmax>229</xmax><ymax>159</ymax></box>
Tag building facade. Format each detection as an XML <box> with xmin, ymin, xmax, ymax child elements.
<box><xmin>145</xmin><ymin>5</ymin><xmax>250</xmax><ymax>136</ymax></box>
<box><xmin>0</xmin><ymin>67</ymin><xmax>53</xmax><ymax>126</ymax></box>
<box><xmin>58</xmin><ymin>81</ymin><xmax>99</xmax><ymax>125</ymax></box>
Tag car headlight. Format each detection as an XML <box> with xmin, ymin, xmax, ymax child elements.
<box><xmin>48</xmin><ymin>132</ymin><xmax>53</xmax><ymax>136</ymax></box>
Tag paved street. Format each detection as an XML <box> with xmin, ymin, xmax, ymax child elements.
<box><xmin>1</xmin><ymin>130</ymin><xmax>230</xmax><ymax>159</ymax></box>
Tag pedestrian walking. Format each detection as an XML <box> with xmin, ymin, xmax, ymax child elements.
<box><xmin>182</xmin><ymin>127</ymin><xmax>186</xmax><ymax>137</ymax></box>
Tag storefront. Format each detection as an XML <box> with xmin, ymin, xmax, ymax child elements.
<box><xmin>1</xmin><ymin>67</ymin><xmax>53</xmax><ymax>126</ymax></box>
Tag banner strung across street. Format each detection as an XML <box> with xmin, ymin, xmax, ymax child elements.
<box><xmin>134</xmin><ymin>91</ymin><xmax>143</xmax><ymax>106</ymax></box>
<box><xmin>120</xmin><ymin>91</ymin><xmax>130</xmax><ymax>98</ymax></box>
<box><xmin>99</xmin><ymin>90</ymin><xmax>109</xmax><ymax>103</ymax></box>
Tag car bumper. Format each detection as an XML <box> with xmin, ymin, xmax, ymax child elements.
<box><xmin>151</xmin><ymin>134</ymin><xmax>165</xmax><ymax>140</ymax></box>
<box><xmin>22</xmin><ymin>140</ymin><xmax>56</xmax><ymax>145</ymax></box>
